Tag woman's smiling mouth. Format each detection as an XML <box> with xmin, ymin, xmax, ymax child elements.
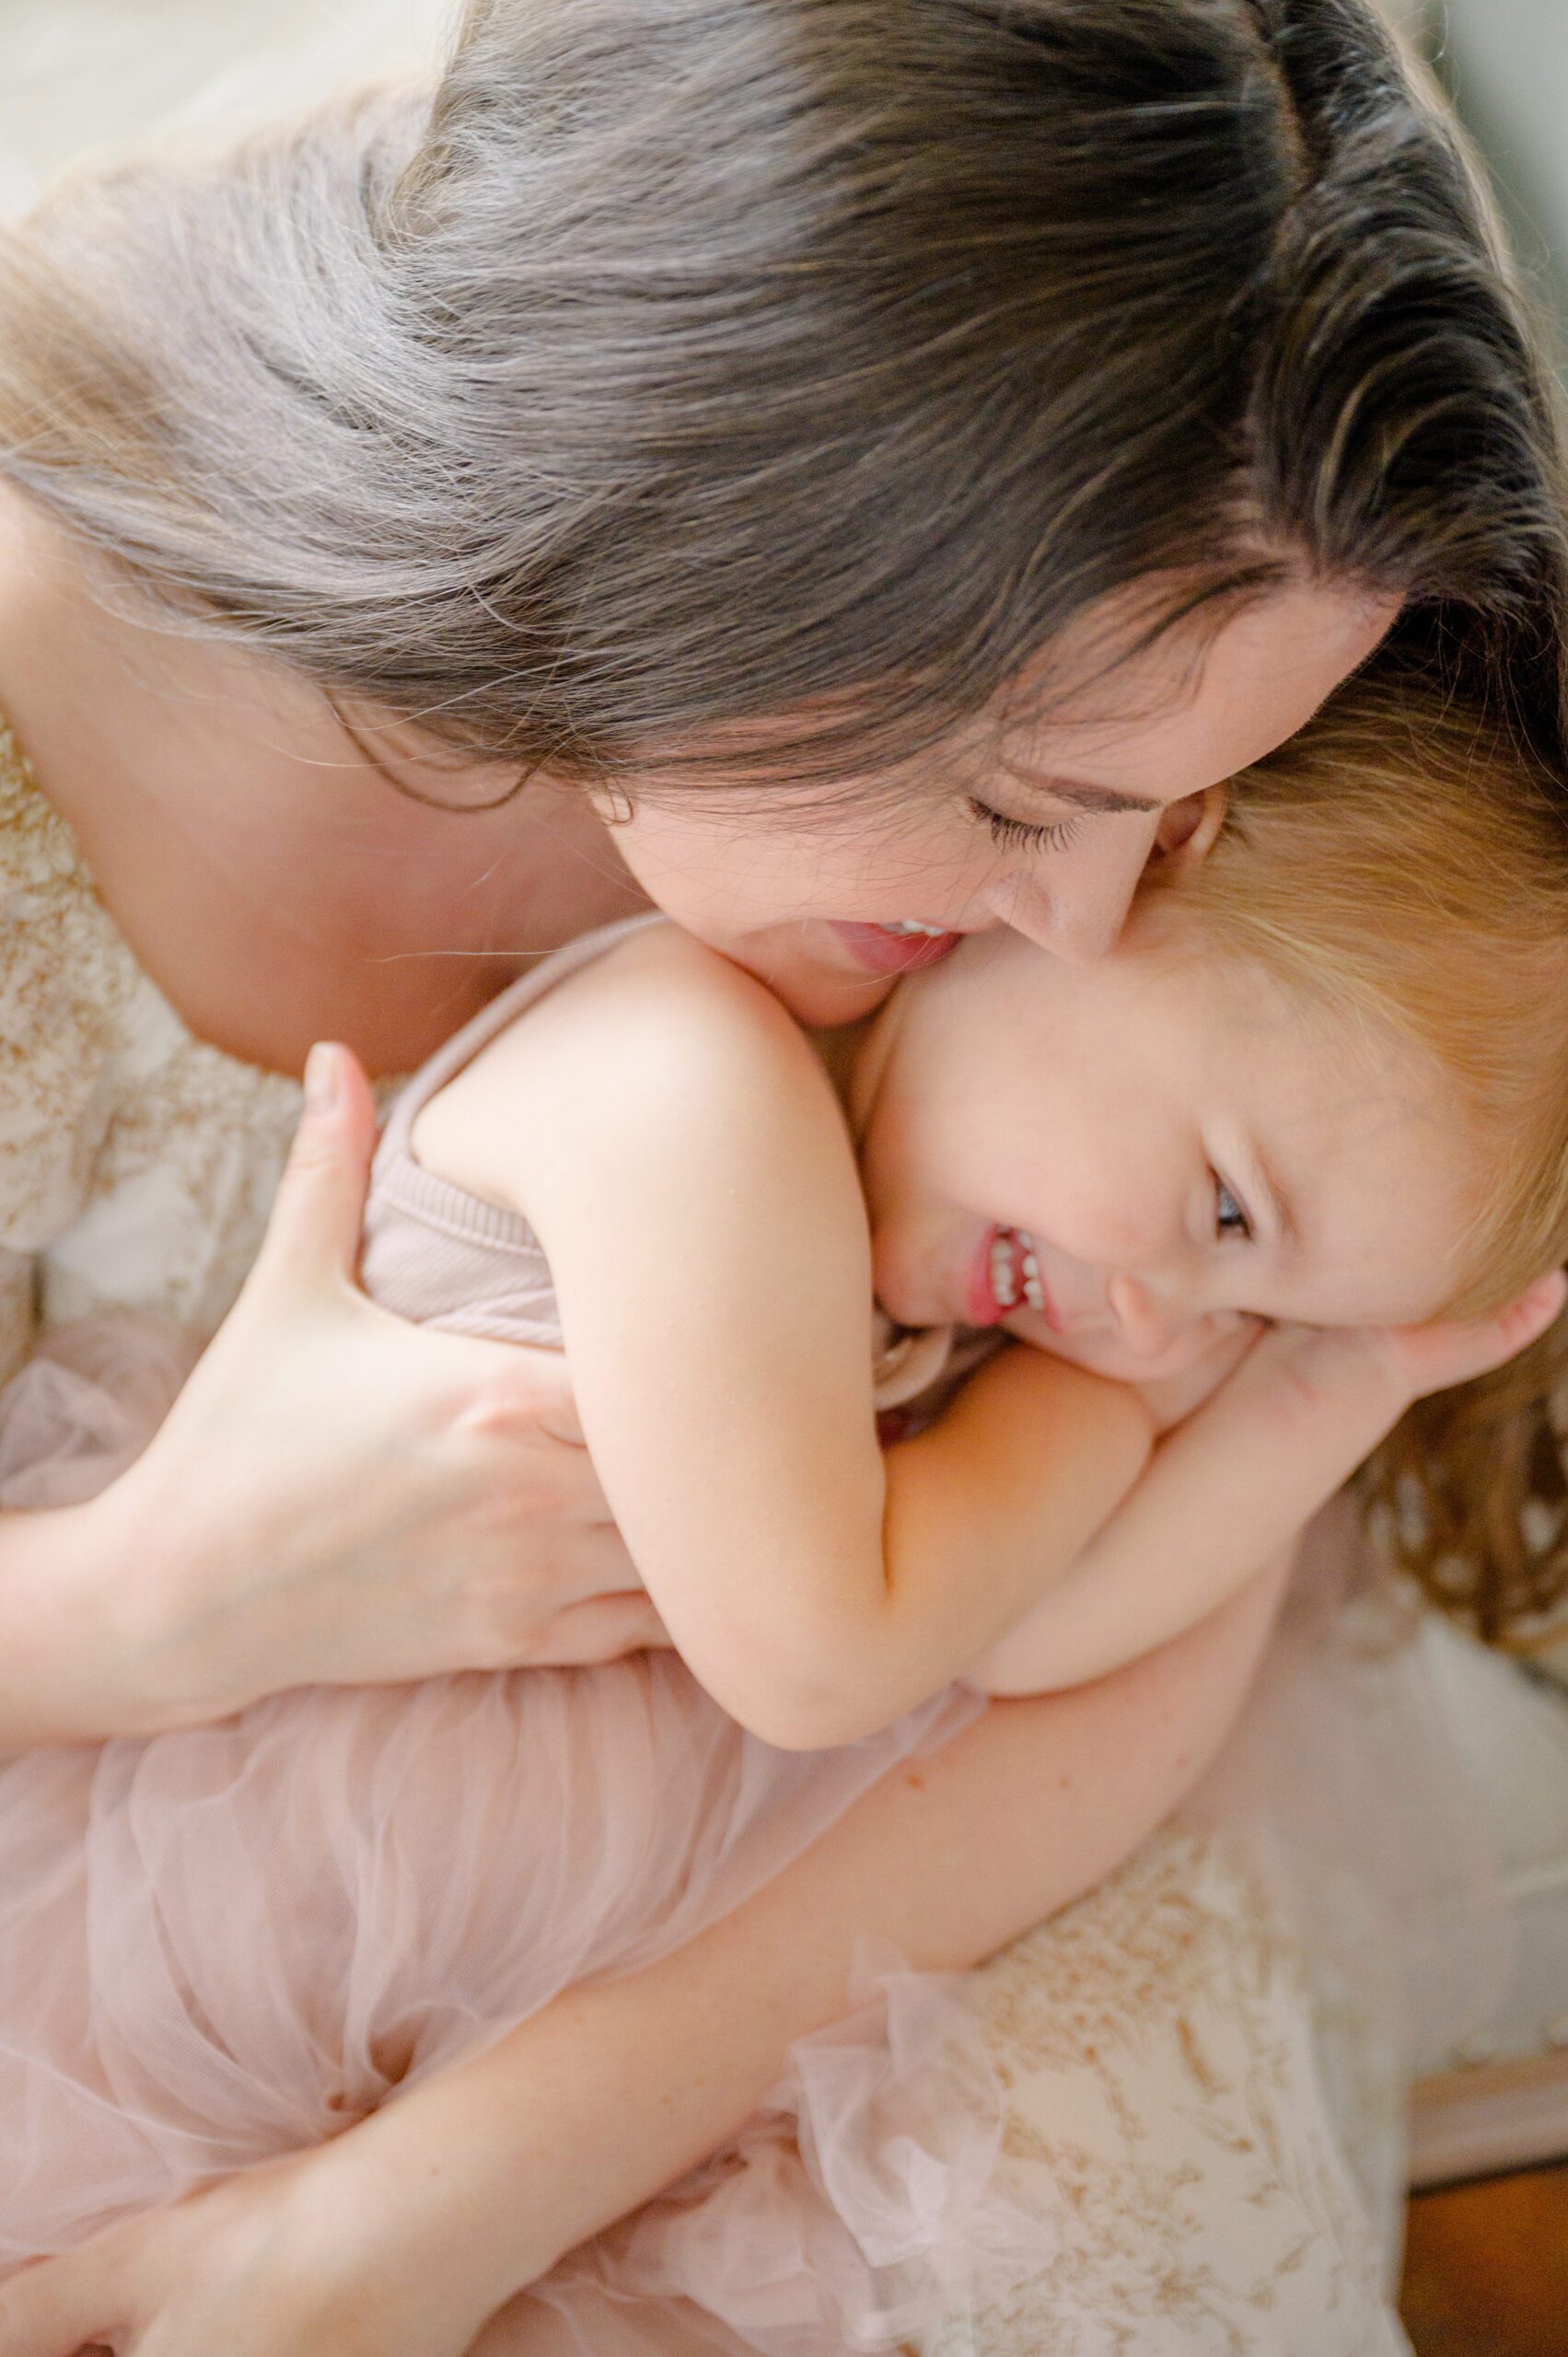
<box><xmin>829</xmin><ymin>921</ymin><xmax>965</xmax><ymax>976</ymax></box>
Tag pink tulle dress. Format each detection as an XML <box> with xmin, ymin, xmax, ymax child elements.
<box><xmin>0</xmin><ymin>921</ymin><xmax>1041</xmax><ymax>2349</ymax></box>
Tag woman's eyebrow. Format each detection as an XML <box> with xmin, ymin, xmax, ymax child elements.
<box><xmin>1012</xmin><ymin>774</ymin><xmax>1163</xmax><ymax>818</ymax></box>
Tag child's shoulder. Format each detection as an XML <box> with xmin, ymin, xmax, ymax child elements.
<box><xmin>495</xmin><ymin>920</ymin><xmax>813</xmax><ymax>1096</ymax></box>
<box><xmin>412</xmin><ymin>921</ymin><xmax>838</xmax><ymax>1217</ymax></box>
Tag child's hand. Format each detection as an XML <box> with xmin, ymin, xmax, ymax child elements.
<box><xmin>1129</xmin><ymin>1318</ymin><xmax>1265</xmax><ymax>1434</ymax></box>
<box><xmin>970</xmin><ymin>1270</ymin><xmax>1567</xmax><ymax>1702</ymax></box>
<box><xmin>1375</xmin><ymin>1268</ymin><xmax>1568</xmax><ymax>1398</ymax></box>
<box><xmin>0</xmin><ymin>2140</ymin><xmax>515</xmax><ymax>2357</ymax></box>
<box><xmin>1121</xmin><ymin>1268</ymin><xmax>1564</xmax><ymax>1444</ymax></box>
<box><xmin>1236</xmin><ymin>1268</ymin><xmax>1567</xmax><ymax>1429</ymax></box>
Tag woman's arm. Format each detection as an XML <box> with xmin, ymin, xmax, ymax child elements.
<box><xmin>0</xmin><ymin>1051</ymin><xmax>662</xmax><ymax>1745</ymax></box>
<box><xmin>0</xmin><ymin>1560</ymin><xmax>1288</xmax><ymax>2357</ymax></box>
<box><xmin>332</xmin><ymin>1566</ymin><xmax>1293</xmax><ymax>2288</ymax></box>
<box><xmin>975</xmin><ymin>1273</ymin><xmax>1568</xmax><ymax>1696</ymax></box>
<box><xmin>414</xmin><ymin>924</ymin><xmax>1151</xmax><ymax>1749</ymax></box>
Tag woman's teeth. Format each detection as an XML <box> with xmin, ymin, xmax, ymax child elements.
<box><xmin>991</xmin><ymin>1228</ymin><xmax>1046</xmax><ymax>1314</ymax></box>
<box><xmin>883</xmin><ymin>920</ymin><xmax>951</xmax><ymax>938</ymax></box>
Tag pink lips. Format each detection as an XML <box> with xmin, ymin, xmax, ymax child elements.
<box><xmin>968</xmin><ymin>1226</ymin><xmax>1063</xmax><ymax>1331</ymax></box>
<box><xmin>969</xmin><ymin>1226</ymin><xmax>1020</xmax><ymax>1327</ymax></box>
<box><xmin>830</xmin><ymin>923</ymin><xmax>964</xmax><ymax>977</ymax></box>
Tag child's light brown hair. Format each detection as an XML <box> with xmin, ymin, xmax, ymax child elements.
<box><xmin>1177</xmin><ymin>677</ymin><xmax>1568</xmax><ymax>1639</ymax></box>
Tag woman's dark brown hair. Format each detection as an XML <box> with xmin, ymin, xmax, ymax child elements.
<box><xmin>3</xmin><ymin>0</ymin><xmax>1567</xmax><ymax>1635</ymax></box>
<box><xmin>0</xmin><ymin>0</ymin><xmax>1562</xmax><ymax>791</ymax></box>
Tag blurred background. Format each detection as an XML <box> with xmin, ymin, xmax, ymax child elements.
<box><xmin>1423</xmin><ymin>0</ymin><xmax>1568</xmax><ymax>341</ymax></box>
<box><xmin>0</xmin><ymin>0</ymin><xmax>454</xmax><ymax>212</ymax></box>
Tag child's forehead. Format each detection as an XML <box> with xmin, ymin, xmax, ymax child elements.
<box><xmin>1138</xmin><ymin>925</ymin><xmax>1466</xmax><ymax>1184</ymax></box>
<box><xmin>947</xmin><ymin>900</ymin><xmax>1428</xmax><ymax>1114</ymax></box>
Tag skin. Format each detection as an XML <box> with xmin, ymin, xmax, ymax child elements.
<box><xmin>610</xmin><ymin>581</ymin><xmax>1400</xmax><ymax>1024</ymax></box>
<box><xmin>856</xmin><ymin>907</ymin><xmax>1481</xmax><ymax>1387</ymax></box>
<box><xmin>0</xmin><ymin>479</ymin><xmax>1394</xmax><ymax>1072</ymax></box>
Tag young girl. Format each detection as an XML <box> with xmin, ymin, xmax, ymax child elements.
<box><xmin>0</xmin><ymin>674</ymin><xmax>1561</xmax><ymax>2354</ymax></box>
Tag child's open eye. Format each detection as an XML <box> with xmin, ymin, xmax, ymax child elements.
<box><xmin>1214</xmin><ymin>1177</ymin><xmax>1251</xmax><ymax>1241</ymax></box>
<box><xmin>966</xmin><ymin>797</ymin><xmax>1082</xmax><ymax>854</ymax></box>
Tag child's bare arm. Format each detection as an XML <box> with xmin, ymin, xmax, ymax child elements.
<box><xmin>413</xmin><ymin>925</ymin><xmax>1150</xmax><ymax>1749</ymax></box>
<box><xmin>974</xmin><ymin>1274</ymin><xmax>1567</xmax><ymax>1697</ymax></box>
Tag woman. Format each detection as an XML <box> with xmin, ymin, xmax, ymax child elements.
<box><xmin>0</xmin><ymin>1</ymin><xmax>1559</xmax><ymax>2348</ymax></box>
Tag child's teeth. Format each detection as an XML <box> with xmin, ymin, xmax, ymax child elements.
<box><xmin>884</xmin><ymin>920</ymin><xmax>949</xmax><ymax>938</ymax></box>
<box><xmin>991</xmin><ymin>1233</ymin><xmax>1020</xmax><ymax>1309</ymax></box>
<box><xmin>1020</xmin><ymin>1244</ymin><xmax>1044</xmax><ymax>1313</ymax></box>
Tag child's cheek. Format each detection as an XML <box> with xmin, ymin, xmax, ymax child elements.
<box><xmin>1005</xmin><ymin>1314</ymin><xmax>1223</xmax><ymax>1387</ymax></box>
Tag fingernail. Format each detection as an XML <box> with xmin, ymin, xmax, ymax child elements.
<box><xmin>304</xmin><ymin>1043</ymin><xmax>339</xmax><ymax>1115</ymax></box>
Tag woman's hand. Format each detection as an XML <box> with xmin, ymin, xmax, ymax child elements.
<box><xmin>0</xmin><ymin>2142</ymin><xmax>510</xmax><ymax>2357</ymax></box>
<box><xmin>99</xmin><ymin>1045</ymin><xmax>665</xmax><ymax>1735</ymax></box>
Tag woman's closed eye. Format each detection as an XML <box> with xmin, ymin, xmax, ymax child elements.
<box><xmin>1214</xmin><ymin>1176</ymin><xmax>1251</xmax><ymax>1241</ymax></box>
<box><xmin>966</xmin><ymin>796</ymin><xmax>1082</xmax><ymax>855</ymax></box>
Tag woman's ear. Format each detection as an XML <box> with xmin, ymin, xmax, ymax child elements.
<box><xmin>1150</xmin><ymin>784</ymin><xmax>1227</xmax><ymax>877</ymax></box>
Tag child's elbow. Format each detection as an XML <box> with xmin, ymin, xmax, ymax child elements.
<box><xmin>718</xmin><ymin>1644</ymin><xmax>899</xmax><ymax>1751</ymax></box>
<box><xmin>738</xmin><ymin>1684</ymin><xmax>890</xmax><ymax>1753</ymax></box>
<box><xmin>703</xmin><ymin>1595</ymin><xmax>908</xmax><ymax>1752</ymax></box>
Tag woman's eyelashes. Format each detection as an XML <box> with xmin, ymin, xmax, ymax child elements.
<box><xmin>966</xmin><ymin>796</ymin><xmax>1082</xmax><ymax>855</ymax></box>
<box><xmin>1213</xmin><ymin>1176</ymin><xmax>1251</xmax><ymax>1241</ymax></box>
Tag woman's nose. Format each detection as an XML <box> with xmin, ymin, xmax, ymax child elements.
<box><xmin>1106</xmin><ymin>1274</ymin><xmax>1189</xmax><ymax>1362</ymax></box>
<box><xmin>988</xmin><ymin>819</ymin><xmax>1162</xmax><ymax>966</ymax></box>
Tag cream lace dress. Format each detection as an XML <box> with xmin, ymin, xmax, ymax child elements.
<box><xmin>0</xmin><ymin>725</ymin><xmax>1412</xmax><ymax>2356</ymax></box>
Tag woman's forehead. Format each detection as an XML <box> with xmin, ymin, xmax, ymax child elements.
<box><xmin>1007</xmin><ymin>583</ymin><xmax>1400</xmax><ymax>806</ymax></box>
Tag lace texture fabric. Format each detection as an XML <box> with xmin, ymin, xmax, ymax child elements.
<box><xmin>0</xmin><ymin>726</ymin><xmax>302</xmax><ymax>1365</ymax></box>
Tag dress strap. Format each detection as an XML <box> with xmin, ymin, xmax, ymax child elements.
<box><xmin>377</xmin><ymin>911</ymin><xmax>665</xmax><ymax>1159</ymax></box>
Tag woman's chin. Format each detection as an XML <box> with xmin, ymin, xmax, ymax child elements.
<box><xmin>690</xmin><ymin>923</ymin><xmax>899</xmax><ymax>1027</ymax></box>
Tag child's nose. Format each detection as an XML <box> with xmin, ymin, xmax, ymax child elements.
<box><xmin>1106</xmin><ymin>1275</ymin><xmax>1189</xmax><ymax>1361</ymax></box>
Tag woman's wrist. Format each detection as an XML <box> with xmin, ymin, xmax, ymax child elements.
<box><xmin>89</xmin><ymin>1452</ymin><xmax>296</xmax><ymax>1736</ymax></box>
<box><xmin>0</xmin><ymin>1485</ymin><xmax>193</xmax><ymax>1743</ymax></box>
<box><xmin>304</xmin><ymin>2073</ymin><xmax>565</xmax><ymax>2327</ymax></box>
<box><xmin>0</xmin><ymin>1454</ymin><xmax>285</xmax><ymax>1745</ymax></box>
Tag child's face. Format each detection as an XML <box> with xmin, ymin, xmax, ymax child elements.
<box><xmin>855</xmin><ymin>908</ymin><xmax>1478</xmax><ymax>1382</ymax></box>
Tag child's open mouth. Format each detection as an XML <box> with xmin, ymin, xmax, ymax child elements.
<box><xmin>970</xmin><ymin>1225</ymin><xmax>1051</xmax><ymax>1326</ymax></box>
